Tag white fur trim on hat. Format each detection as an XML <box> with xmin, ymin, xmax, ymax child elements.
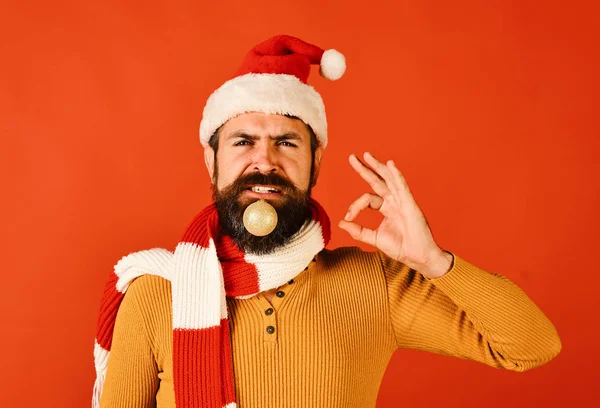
<box><xmin>199</xmin><ymin>73</ymin><xmax>328</xmax><ymax>148</ymax></box>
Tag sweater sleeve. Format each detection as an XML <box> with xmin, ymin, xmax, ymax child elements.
<box><xmin>100</xmin><ymin>277</ymin><xmax>159</xmax><ymax>407</ymax></box>
<box><xmin>381</xmin><ymin>250</ymin><xmax>561</xmax><ymax>372</ymax></box>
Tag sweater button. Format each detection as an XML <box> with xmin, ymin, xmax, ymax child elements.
<box><xmin>266</xmin><ymin>326</ymin><xmax>275</xmax><ymax>334</ymax></box>
<box><xmin>288</xmin><ymin>279</ymin><xmax>294</xmax><ymax>285</ymax></box>
<box><xmin>265</xmin><ymin>308</ymin><xmax>274</xmax><ymax>316</ymax></box>
<box><xmin>276</xmin><ymin>291</ymin><xmax>285</xmax><ymax>298</ymax></box>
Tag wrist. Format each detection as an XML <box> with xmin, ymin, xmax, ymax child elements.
<box><xmin>420</xmin><ymin>249</ymin><xmax>454</xmax><ymax>279</ymax></box>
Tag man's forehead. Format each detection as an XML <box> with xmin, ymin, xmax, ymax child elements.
<box><xmin>220</xmin><ymin>112</ymin><xmax>309</xmax><ymax>139</ymax></box>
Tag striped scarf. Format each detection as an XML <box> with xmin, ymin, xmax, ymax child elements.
<box><xmin>92</xmin><ymin>199</ymin><xmax>330</xmax><ymax>407</ymax></box>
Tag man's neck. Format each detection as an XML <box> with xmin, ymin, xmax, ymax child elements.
<box><xmin>263</xmin><ymin>288</ymin><xmax>278</xmax><ymax>304</ymax></box>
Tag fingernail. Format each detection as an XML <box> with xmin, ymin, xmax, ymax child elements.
<box><xmin>344</xmin><ymin>212</ymin><xmax>351</xmax><ymax>221</ymax></box>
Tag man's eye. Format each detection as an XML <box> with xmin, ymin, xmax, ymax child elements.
<box><xmin>279</xmin><ymin>141</ymin><xmax>297</xmax><ymax>147</ymax></box>
<box><xmin>234</xmin><ymin>140</ymin><xmax>251</xmax><ymax>146</ymax></box>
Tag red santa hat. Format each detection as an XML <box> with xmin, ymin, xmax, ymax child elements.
<box><xmin>199</xmin><ymin>34</ymin><xmax>346</xmax><ymax>149</ymax></box>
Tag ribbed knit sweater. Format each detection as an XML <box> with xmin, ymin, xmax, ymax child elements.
<box><xmin>99</xmin><ymin>247</ymin><xmax>561</xmax><ymax>408</ymax></box>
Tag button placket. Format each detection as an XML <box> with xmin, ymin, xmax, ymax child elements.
<box><xmin>268</xmin><ymin>259</ymin><xmax>311</xmax><ymax>312</ymax></box>
<box><xmin>257</xmin><ymin>295</ymin><xmax>278</xmax><ymax>343</ymax></box>
<box><xmin>256</xmin><ymin>256</ymin><xmax>316</xmax><ymax>343</ymax></box>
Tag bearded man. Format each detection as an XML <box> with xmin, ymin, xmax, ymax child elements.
<box><xmin>93</xmin><ymin>35</ymin><xmax>561</xmax><ymax>408</ymax></box>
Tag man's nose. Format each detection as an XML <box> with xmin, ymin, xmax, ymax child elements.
<box><xmin>252</xmin><ymin>144</ymin><xmax>278</xmax><ymax>173</ymax></box>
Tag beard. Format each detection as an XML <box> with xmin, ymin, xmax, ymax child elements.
<box><xmin>213</xmin><ymin>172</ymin><xmax>312</xmax><ymax>255</ymax></box>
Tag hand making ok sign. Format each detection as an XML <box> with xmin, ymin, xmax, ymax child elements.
<box><xmin>338</xmin><ymin>152</ymin><xmax>453</xmax><ymax>279</ymax></box>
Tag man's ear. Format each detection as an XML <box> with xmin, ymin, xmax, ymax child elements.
<box><xmin>310</xmin><ymin>145</ymin><xmax>324</xmax><ymax>188</ymax></box>
<box><xmin>204</xmin><ymin>147</ymin><xmax>215</xmax><ymax>182</ymax></box>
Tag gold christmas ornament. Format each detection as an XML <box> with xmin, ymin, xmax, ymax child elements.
<box><xmin>243</xmin><ymin>199</ymin><xmax>278</xmax><ymax>236</ymax></box>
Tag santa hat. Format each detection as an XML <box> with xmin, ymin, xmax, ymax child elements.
<box><xmin>199</xmin><ymin>35</ymin><xmax>346</xmax><ymax>149</ymax></box>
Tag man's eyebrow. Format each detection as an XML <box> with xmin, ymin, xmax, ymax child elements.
<box><xmin>226</xmin><ymin>131</ymin><xmax>259</xmax><ymax>140</ymax></box>
<box><xmin>226</xmin><ymin>131</ymin><xmax>303</xmax><ymax>141</ymax></box>
<box><xmin>271</xmin><ymin>133</ymin><xmax>302</xmax><ymax>141</ymax></box>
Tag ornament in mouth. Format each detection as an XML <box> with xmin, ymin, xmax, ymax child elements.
<box><xmin>243</xmin><ymin>199</ymin><xmax>278</xmax><ymax>236</ymax></box>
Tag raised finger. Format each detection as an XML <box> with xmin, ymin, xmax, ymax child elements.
<box><xmin>363</xmin><ymin>152</ymin><xmax>398</xmax><ymax>195</ymax></box>
<box><xmin>386</xmin><ymin>160</ymin><xmax>415</xmax><ymax>201</ymax></box>
<box><xmin>349</xmin><ymin>154</ymin><xmax>390</xmax><ymax>197</ymax></box>
<box><xmin>344</xmin><ymin>193</ymin><xmax>384</xmax><ymax>222</ymax></box>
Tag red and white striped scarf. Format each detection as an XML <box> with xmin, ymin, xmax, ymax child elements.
<box><xmin>93</xmin><ymin>199</ymin><xmax>330</xmax><ymax>407</ymax></box>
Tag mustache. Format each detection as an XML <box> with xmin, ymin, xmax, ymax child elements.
<box><xmin>225</xmin><ymin>172</ymin><xmax>296</xmax><ymax>195</ymax></box>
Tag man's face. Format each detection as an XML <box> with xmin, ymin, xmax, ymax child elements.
<box><xmin>204</xmin><ymin>112</ymin><xmax>323</xmax><ymax>254</ymax></box>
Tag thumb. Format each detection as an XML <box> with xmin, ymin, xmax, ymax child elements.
<box><xmin>338</xmin><ymin>220</ymin><xmax>377</xmax><ymax>247</ymax></box>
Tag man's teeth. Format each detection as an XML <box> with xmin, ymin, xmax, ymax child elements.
<box><xmin>251</xmin><ymin>186</ymin><xmax>280</xmax><ymax>193</ymax></box>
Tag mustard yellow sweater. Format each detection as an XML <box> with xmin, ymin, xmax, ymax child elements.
<box><xmin>100</xmin><ymin>247</ymin><xmax>561</xmax><ymax>407</ymax></box>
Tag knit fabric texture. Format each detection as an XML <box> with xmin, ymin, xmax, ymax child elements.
<box><xmin>94</xmin><ymin>199</ymin><xmax>331</xmax><ymax>408</ymax></box>
<box><xmin>99</xmin><ymin>247</ymin><xmax>562</xmax><ymax>407</ymax></box>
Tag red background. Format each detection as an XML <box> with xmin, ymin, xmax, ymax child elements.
<box><xmin>1</xmin><ymin>0</ymin><xmax>598</xmax><ymax>406</ymax></box>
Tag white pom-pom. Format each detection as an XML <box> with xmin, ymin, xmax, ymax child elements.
<box><xmin>320</xmin><ymin>49</ymin><xmax>346</xmax><ymax>81</ymax></box>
